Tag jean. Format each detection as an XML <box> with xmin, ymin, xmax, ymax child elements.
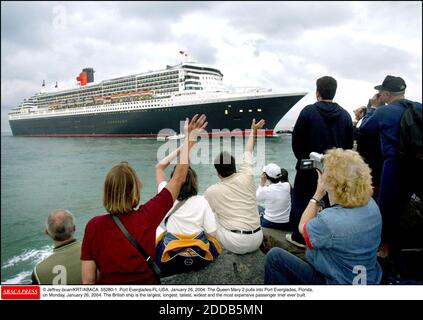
<box><xmin>258</xmin><ymin>206</ymin><xmax>291</xmax><ymax>231</ymax></box>
<box><xmin>290</xmin><ymin>170</ymin><xmax>317</xmax><ymax>245</ymax></box>
<box><xmin>264</xmin><ymin>247</ymin><xmax>326</xmax><ymax>285</ymax></box>
<box><xmin>378</xmin><ymin>158</ymin><xmax>413</xmax><ymax>245</ymax></box>
<box><xmin>258</xmin><ymin>205</ymin><xmax>265</xmax><ymax>216</ymax></box>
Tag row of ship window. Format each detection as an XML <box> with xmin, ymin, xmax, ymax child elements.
<box><xmin>102</xmin><ymin>74</ymin><xmax>178</xmax><ymax>85</ymax></box>
<box><xmin>103</xmin><ymin>79</ymin><xmax>179</xmax><ymax>89</ymax></box>
<box><xmin>18</xmin><ymin>106</ymin><xmax>263</xmax><ymax>120</ymax></box>
<box><xmin>224</xmin><ymin>108</ymin><xmax>262</xmax><ymax>115</ymax></box>
<box><xmin>106</xmin><ymin>84</ymin><xmax>178</xmax><ymax>91</ymax></box>
<box><xmin>137</xmin><ymin>75</ymin><xmax>178</xmax><ymax>81</ymax></box>
<box><xmin>43</xmin><ymin>104</ymin><xmax>263</xmax><ymax>114</ymax></box>
<box><xmin>44</xmin><ymin>108</ymin><xmax>178</xmax><ymax>117</ymax></box>
<box><xmin>39</xmin><ymin>88</ymin><xmax>179</xmax><ymax>106</ymax></box>
<box><xmin>47</xmin><ymin>104</ymin><xmax>175</xmax><ymax>114</ymax></box>
<box><xmin>102</xmin><ymin>84</ymin><xmax>178</xmax><ymax>93</ymax></box>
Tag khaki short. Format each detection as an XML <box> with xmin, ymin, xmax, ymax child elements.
<box><xmin>216</xmin><ymin>223</ymin><xmax>263</xmax><ymax>254</ymax></box>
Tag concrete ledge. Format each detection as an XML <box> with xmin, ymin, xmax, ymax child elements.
<box><xmin>161</xmin><ymin>248</ymin><xmax>266</xmax><ymax>285</ymax></box>
<box><xmin>260</xmin><ymin>227</ymin><xmax>306</xmax><ymax>260</ymax></box>
<box><xmin>161</xmin><ymin>228</ymin><xmax>306</xmax><ymax>285</ymax></box>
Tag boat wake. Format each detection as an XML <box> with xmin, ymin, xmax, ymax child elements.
<box><xmin>1</xmin><ymin>245</ymin><xmax>53</xmax><ymax>284</ymax></box>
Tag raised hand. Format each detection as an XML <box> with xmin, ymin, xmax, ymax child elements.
<box><xmin>246</xmin><ymin>118</ymin><xmax>265</xmax><ymax>153</ymax></box>
<box><xmin>185</xmin><ymin>114</ymin><xmax>207</xmax><ymax>141</ymax></box>
<box><xmin>251</xmin><ymin>118</ymin><xmax>265</xmax><ymax>131</ymax></box>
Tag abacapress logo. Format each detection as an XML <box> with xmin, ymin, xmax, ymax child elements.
<box><xmin>1</xmin><ymin>286</ymin><xmax>40</xmax><ymax>300</ymax></box>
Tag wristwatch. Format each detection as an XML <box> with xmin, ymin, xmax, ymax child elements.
<box><xmin>310</xmin><ymin>198</ymin><xmax>319</xmax><ymax>204</ymax></box>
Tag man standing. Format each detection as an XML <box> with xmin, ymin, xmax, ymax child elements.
<box><xmin>360</xmin><ymin>75</ymin><xmax>422</xmax><ymax>258</ymax></box>
<box><xmin>32</xmin><ymin>209</ymin><xmax>82</xmax><ymax>284</ymax></box>
<box><xmin>356</xmin><ymin>93</ymin><xmax>385</xmax><ymax>198</ymax></box>
<box><xmin>288</xmin><ymin>76</ymin><xmax>353</xmax><ymax>247</ymax></box>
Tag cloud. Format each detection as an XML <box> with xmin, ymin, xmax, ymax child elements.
<box><xmin>1</xmin><ymin>2</ymin><xmax>51</xmax><ymax>49</ymax></box>
<box><xmin>117</xmin><ymin>1</ymin><xmax>215</xmax><ymax>20</ymax></box>
<box><xmin>280</xmin><ymin>34</ymin><xmax>417</xmax><ymax>83</ymax></box>
<box><xmin>214</xmin><ymin>1</ymin><xmax>354</xmax><ymax>39</ymax></box>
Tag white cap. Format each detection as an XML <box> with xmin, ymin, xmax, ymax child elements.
<box><xmin>262</xmin><ymin>163</ymin><xmax>281</xmax><ymax>179</ymax></box>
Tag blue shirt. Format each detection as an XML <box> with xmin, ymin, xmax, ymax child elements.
<box><xmin>360</xmin><ymin>99</ymin><xmax>422</xmax><ymax>160</ymax></box>
<box><xmin>305</xmin><ymin>198</ymin><xmax>382</xmax><ymax>284</ymax></box>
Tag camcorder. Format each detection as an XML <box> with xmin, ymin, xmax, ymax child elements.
<box><xmin>300</xmin><ymin>152</ymin><xmax>324</xmax><ymax>172</ymax></box>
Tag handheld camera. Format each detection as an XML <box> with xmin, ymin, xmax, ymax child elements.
<box><xmin>300</xmin><ymin>152</ymin><xmax>324</xmax><ymax>172</ymax></box>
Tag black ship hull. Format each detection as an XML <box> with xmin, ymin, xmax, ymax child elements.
<box><xmin>9</xmin><ymin>94</ymin><xmax>305</xmax><ymax>137</ymax></box>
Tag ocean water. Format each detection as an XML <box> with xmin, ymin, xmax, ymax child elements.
<box><xmin>1</xmin><ymin>132</ymin><xmax>297</xmax><ymax>284</ymax></box>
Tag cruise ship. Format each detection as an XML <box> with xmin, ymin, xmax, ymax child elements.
<box><xmin>8</xmin><ymin>62</ymin><xmax>306</xmax><ymax>137</ymax></box>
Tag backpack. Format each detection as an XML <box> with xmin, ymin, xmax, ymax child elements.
<box><xmin>156</xmin><ymin>231</ymin><xmax>222</xmax><ymax>277</ymax></box>
<box><xmin>398</xmin><ymin>101</ymin><xmax>423</xmax><ymax>163</ymax></box>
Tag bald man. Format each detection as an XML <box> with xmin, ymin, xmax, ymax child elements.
<box><xmin>32</xmin><ymin>209</ymin><xmax>82</xmax><ymax>284</ymax></box>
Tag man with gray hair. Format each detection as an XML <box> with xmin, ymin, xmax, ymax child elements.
<box><xmin>353</xmin><ymin>106</ymin><xmax>367</xmax><ymax>128</ymax></box>
<box><xmin>360</xmin><ymin>75</ymin><xmax>422</xmax><ymax>259</ymax></box>
<box><xmin>32</xmin><ymin>209</ymin><xmax>82</xmax><ymax>284</ymax></box>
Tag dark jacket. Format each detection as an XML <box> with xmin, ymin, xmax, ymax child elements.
<box><xmin>356</xmin><ymin>107</ymin><xmax>383</xmax><ymax>187</ymax></box>
<box><xmin>359</xmin><ymin>99</ymin><xmax>422</xmax><ymax>160</ymax></box>
<box><xmin>292</xmin><ymin>101</ymin><xmax>354</xmax><ymax>168</ymax></box>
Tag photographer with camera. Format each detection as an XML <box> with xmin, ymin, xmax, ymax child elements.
<box><xmin>265</xmin><ymin>148</ymin><xmax>382</xmax><ymax>285</ymax></box>
<box><xmin>256</xmin><ymin>164</ymin><xmax>291</xmax><ymax>231</ymax></box>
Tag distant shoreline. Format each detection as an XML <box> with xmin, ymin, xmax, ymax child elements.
<box><xmin>275</xmin><ymin>130</ymin><xmax>292</xmax><ymax>134</ymax></box>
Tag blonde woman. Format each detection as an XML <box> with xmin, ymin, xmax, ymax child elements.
<box><xmin>80</xmin><ymin>115</ymin><xmax>207</xmax><ymax>284</ymax></box>
<box><xmin>265</xmin><ymin>148</ymin><xmax>382</xmax><ymax>285</ymax></box>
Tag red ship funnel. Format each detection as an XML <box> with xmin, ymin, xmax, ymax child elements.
<box><xmin>76</xmin><ymin>71</ymin><xmax>88</xmax><ymax>86</ymax></box>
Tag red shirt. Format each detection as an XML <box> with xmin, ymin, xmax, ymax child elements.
<box><xmin>81</xmin><ymin>188</ymin><xmax>173</xmax><ymax>284</ymax></box>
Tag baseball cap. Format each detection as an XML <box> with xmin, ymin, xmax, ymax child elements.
<box><xmin>374</xmin><ymin>75</ymin><xmax>406</xmax><ymax>92</ymax></box>
<box><xmin>262</xmin><ymin>163</ymin><xmax>281</xmax><ymax>179</ymax></box>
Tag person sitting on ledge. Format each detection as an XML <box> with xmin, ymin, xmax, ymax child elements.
<box><xmin>155</xmin><ymin>134</ymin><xmax>221</xmax><ymax>276</ymax></box>
<box><xmin>204</xmin><ymin>118</ymin><xmax>265</xmax><ymax>255</ymax></box>
<box><xmin>256</xmin><ymin>163</ymin><xmax>291</xmax><ymax>231</ymax></box>
<box><xmin>265</xmin><ymin>148</ymin><xmax>382</xmax><ymax>285</ymax></box>
<box><xmin>32</xmin><ymin>209</ymin><xmax>82</xmax><ymax>285</ymax></box>
<box><xmin>80</xmin><ymin>114</ymin><xmax>207</xmax><ymax>285</ymax></box>
<box><xmin>155</xmin><ymin>166</ymin><xmax>217</xmax><ymax>238</ymax></box>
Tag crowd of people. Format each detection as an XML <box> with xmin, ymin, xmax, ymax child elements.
<box><xmin>31</xmin><ymin>74</ymin><xmax>422</xmax><ymax>285</ymax></box>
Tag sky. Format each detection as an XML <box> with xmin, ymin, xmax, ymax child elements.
<box><xmin>1</xmin><ymin>1</ymin><xmax>422</xmax><ymax>132</ymax></box>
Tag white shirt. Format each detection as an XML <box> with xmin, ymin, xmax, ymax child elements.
<box><xmin>204</xmin><ymin>152</ymin><xmax>260</xmax><ymax>231</ymax></box>
<box><xmin>256</xmin><ymin>182</ymin><xmax>291</xmax><ymax>223</ymax></box>
<box><xmin>158</xmin><ymin>181</ymin><xmax>217</xmax><ymax>235</ymax></box>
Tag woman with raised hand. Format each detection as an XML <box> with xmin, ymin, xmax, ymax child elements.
<box><xmin>154</xmin><ymin>116</ymin><xmax>222</xmax><ymax>276</ymax></box>
<box><xmin>80</xmin><ymin>114</ymin><xmax>207</xmax><ymax>284</ymax></box>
